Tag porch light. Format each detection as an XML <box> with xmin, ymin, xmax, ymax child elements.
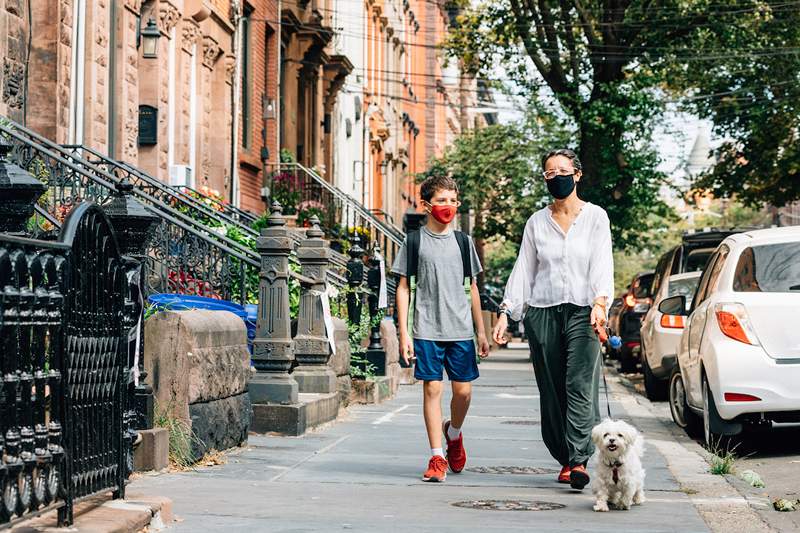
<box><xmin>141</xmin><ymin>18</ymin><xmax>161</xmax><ymax>58</ymax></box>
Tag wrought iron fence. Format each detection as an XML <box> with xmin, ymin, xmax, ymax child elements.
<box><xmin>0</xmin><ymin>203</ymin><xmax>132</xmax><ymax>527</ymax></box>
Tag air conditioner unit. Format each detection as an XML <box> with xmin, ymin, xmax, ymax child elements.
<box><xmin>169</xmin><ymin>164</ymin><xmax>193</xmax><ymax>188</ymax></box>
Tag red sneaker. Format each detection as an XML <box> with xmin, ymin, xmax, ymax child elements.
<box><xmin>570</xmin><ymin>464</ymin><xmax>590</xmax><ymax>490</ymax></box>
<box><xmin>558</xmin><ymin>465</ymin><xmax>571</xmax><ymax>484</ymax></box>
<box><xmin>443</xmin><ymin>420</ymin><xmax>467</xmax><ymax>473</ymax></box>
<box><xmin>422</xmin><ymin>455</ymin><xmax>448</xmax><ymax>482</ymax></box>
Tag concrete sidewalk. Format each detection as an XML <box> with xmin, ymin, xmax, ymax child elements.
<box><xmin>131</xmin><ymin>347</ymin><xmax>711</xmax><ymax>532</ymax></box>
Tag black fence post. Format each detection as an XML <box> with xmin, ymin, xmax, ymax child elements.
<box><xmin>365</xmin><ymin>243</ymin><xmax>386</xmax><ymax>374</ymax></box>
<box><xmin>250</xmin><ymin>202</ymin><xmax>298</xmax><ymax>404</ymax></box>
<box><xmin>104</xmin><ymin>181</ymin><xmax>161</xmax><ymax>429</ymax></box>
<box><xmin>0</xmin><ymin>136</ymin><xmax>46</xmax><ymax>234</ymax></box>
<box><xmin>346</xmin><ymin>234</ymin><xmax>365</xmax><ymax>324</ymax></box>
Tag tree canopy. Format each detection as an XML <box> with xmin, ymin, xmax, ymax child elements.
<box><xmin>443</xmin><ymin>0</ymin><xmax>800</xmax><ymax>247</ymax></box>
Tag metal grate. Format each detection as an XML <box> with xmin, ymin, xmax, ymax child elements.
<box><xmin>451</xmin><ymin>500</ymin><xmax>566</xmax><ymax>511</ymax></box>
<box><xmin>501</xmin><ymin>419</ymin><xmax>539</xmax><ymax>425</ymax></box>
<box><xmin>465</xmin><ymin>466</ymin><xmax>559</xmax><ymax>475</ymax></box>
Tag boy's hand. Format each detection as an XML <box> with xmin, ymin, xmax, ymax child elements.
<box><xmin>492</xmin><ymin>313</ymin><xmax>509</xmax><ymax>345</ymax></box>
<box><xmin>399</xmin><ymin>330</ymin><xmax>414</xmax><ymax>365</ymax></box>
<box><xmin>477</xmin><ymin>333</ymin><xmax>490</xmax><ymax>358</ymax></box>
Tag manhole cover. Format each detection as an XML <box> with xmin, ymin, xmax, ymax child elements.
<box><xmin>451</xmin><ymin>500</ymin><xmax>565</xmax><ymax>511</ymax></box>
<box><xmin>501</xmin><ymin>420</ymin><xmax>539</xmax><ymax>425</ymax></box>
<box><xmin>465</xmin><ymin>466</ymin><xmax>558</xmax><ymax>475</ymax></box>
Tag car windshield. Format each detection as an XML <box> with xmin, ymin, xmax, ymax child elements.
<box><xmin>733</xmin><ymin>242</ymin><xmax>800</xmax><ymax>293</ymax></box>
<box><xmin>632</xmin><ymin>274</ymin><xmax>654</xmax><ymax>298</ymax></box>
<box><xmin>667</xmin><ymin>276</ymin><xmax>700</xmax><ymax>307</ymax></box>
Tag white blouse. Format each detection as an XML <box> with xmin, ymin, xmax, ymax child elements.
<box><xmin>501</xmin><ymin>202</ymin><xmax>614</xmax><ymax>321</ymax></box>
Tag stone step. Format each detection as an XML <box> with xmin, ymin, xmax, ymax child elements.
<box><xmin>250</xmin><ymin>392</ymin><xmax>340</xmax><ymax>436</ymax></box>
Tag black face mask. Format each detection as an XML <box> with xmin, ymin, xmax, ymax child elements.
<box><xmin>546</xmin><ymin>174</ymin><xmax>576</xmax><ymax>199</ymax></box>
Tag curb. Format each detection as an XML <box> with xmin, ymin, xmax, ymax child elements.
<box><xmin>9</xmin><ymin>492</ymin><xmax>173</xmax><ymax>533</ymax></box>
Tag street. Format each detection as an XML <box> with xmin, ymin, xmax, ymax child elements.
<box><xmin>129</xmin><ymin>345</ymin><xmax>775</xmax><ymax>532</ymax></box>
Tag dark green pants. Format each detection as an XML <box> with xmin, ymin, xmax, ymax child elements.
<box><xmin>523</xmin><ymin>304</ymin><xmax>601</xmax><ymax>467</ymax></box>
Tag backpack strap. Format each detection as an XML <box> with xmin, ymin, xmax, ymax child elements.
<box><xmin>454</xmin><ymin>230</ymin><xmax>472</xmax><ymax>280</ymax></box>
<box><xmin>405</xmin><ymin>230</ymin><xmax>421</xmax><ymax>337</ymax></box>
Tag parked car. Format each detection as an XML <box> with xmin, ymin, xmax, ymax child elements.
<box><xmin>612</xmin><ymin>271</ymin><xmax>655</xmax><ymax>373</ymax></box>
<box><xmin>640</xmin><ymin>271</ymin><xmax>702</xmax><ymax>400</ymax></box>
<box><xmin>650</xmin><ymin>228</ymin><xmax>754</xmax><ymax>302</ymax></box>
<box><xmin>661</xmin><ymin>226</ymin><xmax>800</xmax><ymax>446</ymax></box>
<box><xmin>605</xmin><ymin>295</ymin><xmax>625</xmax><ymax>357</ymax></box>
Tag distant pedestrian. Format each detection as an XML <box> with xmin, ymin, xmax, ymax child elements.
<box><xmin>393</xmin><ymin>175</ymin><xmax>490</xmax><ymax>483</ymax></box>
<box><xmin>492</xmin><ymin>148</ymin><xmax>614</xmax><ymax>490</ymax></box>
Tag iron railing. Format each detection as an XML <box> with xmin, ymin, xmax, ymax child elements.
<box><xmin>268</xmin><ymin>162</ymin><xmax>403</xmax><ymax>301</ymax></box>
<box><xmin>1</xmin><ymin>121</ymin><xmax>262</xmax><ymax>303</ymax></box>
<box><xmin>61</xmin><ymin>145</ymin><xmax>260</xmax><ymax>236</ymax></box>
<box><xmin>0</xmin><ymin>203</ymin><xmax>132</xmax><ymax>527</ymax></box>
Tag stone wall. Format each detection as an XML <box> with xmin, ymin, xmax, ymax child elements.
<box><xmin>329</xmin><ymin>317</ymin><xmax>352</xmax><ymax>406</ymax></box>
<box><xmin>144</xmin><ymin>309</ymin><xmax>252</xmax><ymax>460</ymax></box>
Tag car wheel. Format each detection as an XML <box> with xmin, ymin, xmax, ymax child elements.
<box><xmin>702</xmin><ymin>376</ymin><xmax>740</xmax><ymax>450</ymax></box>
<box><xmin>619</xmin><ymin>346</ymin><xmax>637</xmax><ymax>373</ymax></box>
<box><xmin>669</xmin><ymin>367</ymin><xmax>702</xmax><ymax>438</ymax></box>
<box><xmin>643</xmin><ymin>353</ymin><xmax>668</xmax><ymax>401</ymax></box>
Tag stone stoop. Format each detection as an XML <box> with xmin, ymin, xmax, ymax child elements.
<box><xmin>350</xmin><ymin>376</ymin><xmax>393</xmax><ymax>404</ymax></box>
<box><xmin>9</xmin><ymin>493</ymin><xmax>173</xmax><ymax>533</ymax></box>
<box><xmin>250</xmin><ymin>392</ymin><xmax>340</xmax><ymax>436</ymax></box>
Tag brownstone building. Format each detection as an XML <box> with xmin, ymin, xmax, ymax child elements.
<box><xmin>0</xmin><ymin>0</ymin><xmax>275</xmax><ymax>213</ymax></box>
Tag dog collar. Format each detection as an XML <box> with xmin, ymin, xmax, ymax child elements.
<box><xmin>606</xmin><ymin>460</ymin><xmax>623</xmax><ymax>484</ymax></box>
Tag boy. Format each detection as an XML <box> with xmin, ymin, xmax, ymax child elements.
<box><xmin>393</xmin><ymin>175</ymin><xmax>490</xmax><ymax>482</ymax></box>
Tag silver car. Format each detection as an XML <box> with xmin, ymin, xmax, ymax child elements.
<box><xmin>640</xmin><ymin>272</ymin><xmax>702</xmax><ymax>400</ymax></box>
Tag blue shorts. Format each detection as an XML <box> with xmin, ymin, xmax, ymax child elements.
<box><xmin>413</xmin><ymin>339</ymin><xmax>479</xmax><ymax>382</ymax></box>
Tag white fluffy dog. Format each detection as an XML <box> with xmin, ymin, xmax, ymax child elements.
<box><xmin>591</xmin><ymin>419</ymin><xmax>646</xmax><ymax>512</ymax></box>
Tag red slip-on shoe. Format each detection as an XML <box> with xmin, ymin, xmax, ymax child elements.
<box><xmin>558</xmin><ymin>465</ymin><xmax>571</xmax><ymax>484</ymax></box>
<box><xmin>422</xmin><ymin>455</ymin><xmax>448</xmax><ymax>482</ymax></box>
<box><xmin>443</xmin><ymin>420</ymin><xmax>467</xmax><ymax>473</ymax></box>
<box><xmin>570</xmin><ymin>464</ymin><xmax>590</xmax><ymax>490</ymax></box>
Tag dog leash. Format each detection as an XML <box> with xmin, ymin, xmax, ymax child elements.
<box><xmin>595</xmin><ymin>325</ymin><xmax>614</xmax><ymax>419</ymax></box>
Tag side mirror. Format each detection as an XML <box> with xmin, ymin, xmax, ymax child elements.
<box><xmin>658</xmin><ymin>295</ymin><xmax>687</xmax><ymax>316</ymax></box>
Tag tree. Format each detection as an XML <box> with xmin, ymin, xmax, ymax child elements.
<box><xmin>419</xmin><ymin>106</ymin><xmax>569</xmax><ymax>282</ymax></box>
<box><xmin>443</xmin><ymin>0</ymin><xmax>799</xmax><ymax>246</ymax></box>
<box><xmin>662</xmin><ymin>5</ymin><xmax>800</xmax><ymax>208</ymax></box>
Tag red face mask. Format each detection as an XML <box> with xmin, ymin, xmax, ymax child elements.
<box><xmin>429</xmin><ymin>205</ymin><xmax>457</xmax><ymax>224</ymax></box>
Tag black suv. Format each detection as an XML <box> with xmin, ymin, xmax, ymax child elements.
<box><xmin>611</xmin><ymin>271</ymin><xmax>655</xmax><ymax>372</ymax></box>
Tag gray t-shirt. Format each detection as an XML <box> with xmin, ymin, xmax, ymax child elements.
<box><xmin>392</xmin><ymin>227</ymin><xmax>483</xmax><ymax>341</ymax></box>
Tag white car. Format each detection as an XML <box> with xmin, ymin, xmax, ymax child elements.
<box><xmin>640</xmin><ymin>271</ymin><xmax>702</xmax><ymax>401</ymax></box>
<box><xmin>661</xmin><ymin>226</ymin><xmax>800</xmax><ymax>446</ymax></box>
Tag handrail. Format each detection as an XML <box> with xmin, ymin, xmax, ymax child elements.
<box><xmin>287</xmin><ymin>162</ymin><xmax>405</xmax><ymax>245</ymax></box>
<box><xmin>1</xmin><ymin>122</ymin><xmax>258</xmax><ymax>261</ymax></box>
<box><xmin>61</xmin><ymin>144</ymin><xmax>260</xmax><ymax>237</ymax></box>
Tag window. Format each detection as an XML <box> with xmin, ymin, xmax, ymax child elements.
<box><xmin>240</xmin><ymin>8</ymin><xmax>252</xmax><ymax>149</ymax></box>
<box><xmin>692</xmin><ymin>245</ymin><xmax>729</xmax><ymax>310</ymax></box>
<box><xmin>667</xmin><ymin>275</ymin><xmax>701</xmax><ymax>308</ymax></box>
<box><xmin>733</xmin><ymin>242</ymin><xmax>800</xmax><ymax>293</ymax></box>
<box><xmin>632</xmin><ymin>273</ymin><xmax>654</xmax><ymax>299</ymax></box>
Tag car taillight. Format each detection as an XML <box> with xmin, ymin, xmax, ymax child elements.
<box><xmin>714</xmin><ymin>303</ymin><xmax>760</xmax><ymax>346</ymax></box>
<box><xmin>660</xmin><ymin>314</ymin><xmax>685</xmax><ymax>329</ymax></box>
<box><xmin>625</xmin><ymin>294</ymin><xmax>636</xmax><ymax>307</ymax></box>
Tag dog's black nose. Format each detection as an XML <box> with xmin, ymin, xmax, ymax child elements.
<box><xmin>608</xmin><ymin>438</ymin><xmax>615</xmax><ymax>443</ymax></box>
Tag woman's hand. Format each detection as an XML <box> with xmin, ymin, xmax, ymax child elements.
<box><xmin>590</xmin><ymin>303</ymin><xmax>607</xmax><ymax>330</ymax></box>
<box><xmin>492</xmin><ymin>313</ymin><xmax>509</xmax><ymax>345</ymax></box>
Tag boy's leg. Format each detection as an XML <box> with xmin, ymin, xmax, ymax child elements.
<box><xmin>523</xmin><ymin>306</ymin><xmax>570</xmax><ymax>467</ymax></box>
<box><xmin>564</xmin><ymin>305</ymin><xmax>602</xmax><ymax>468</ymax></box>
<box><xmin>423</xmin><ymin>380</ymin><xmax>444</xmax><ymax>452</ymax></box>
<box><xmin>449</xmin><ymin>381</ymin><xmax>472</xmax><ymax>429</ymax></box>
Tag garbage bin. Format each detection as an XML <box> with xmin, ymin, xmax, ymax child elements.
<box><xmin>147</xmin><ymin>294</ymin><xmax>256</xmax><ymax>354</ymax></box>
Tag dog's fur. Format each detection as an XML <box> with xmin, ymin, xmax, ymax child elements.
<box><xmin>591</xmin><ymin>419</ymin><xmax>646</xmax><ymax>512</ymax></box>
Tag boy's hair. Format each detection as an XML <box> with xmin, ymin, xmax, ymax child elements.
<box><xmin>420</xmin><ymin>175</ymin><xmax>459</xmax><ymax>203</ymax></box>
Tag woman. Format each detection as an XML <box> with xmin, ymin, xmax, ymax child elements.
<box><xmin>492</xmin><ymin>148</ymin><xmax>614</xmax><ymax>490</ymax></box>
